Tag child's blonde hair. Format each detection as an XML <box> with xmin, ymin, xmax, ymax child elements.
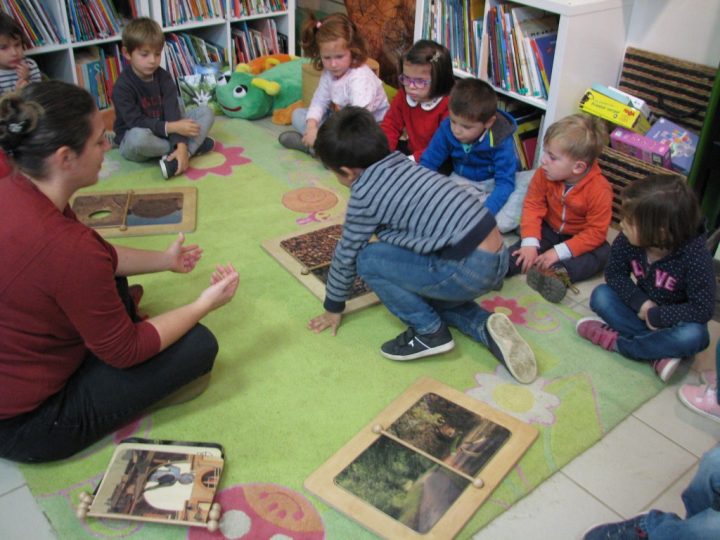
<box><xmin>543</xmin><ymin>113</ymin><xmax>609</xmax><ymax>164</ymax></box>
<box><xmin>621</xmin><ymin>174</ymin><xmax>701</xmax><ymax>252</ymax></box>
<box><xmin>122</xmin><ymin>17</ymin><xmax>164</xmax><ymax>54</ymax></box>
<box><xmin>301</xmin><ymin>12</ymin><xmax>367</xmax><ymax>71</ymax></box>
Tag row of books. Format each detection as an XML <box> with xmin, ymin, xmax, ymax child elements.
<box><xmin>487</xmin><ymin>3</ymin><xmax>557</xmax><ymax>100</ymax></box>
<box><xmin>230</xmin><ymin>0</ymin><xmax>287</xmax><ymax>18</ymax></box>
<box><xmin>232</xmin><ymin>19</ymin><xmax>285</xmax><ymax>64</ymax></box>
<box><xmin>66</xmin><ymin>0</ymin><xmax>126</xmax><ymax>42</ymax></box>
<box><xmin>0</xmin><ymin>0</ymin><xmax>65</xmax><ymax>46</ymax></box>
<box><xmin>501</xmin><ymin>100</ymin><xmax>542</xmax><ymax>169</ymax></box>
<box><xmin>160</xmin><ymin>0</ymin><xmax>225</xmax><ymax>27</ymax></box>
<box><xmin>163</xmin><ymin>31</ymin><xmax>226</xmax><ymax>80</ymax></box>
<box><xmin>420</xmin><ymin>0</ymin><xmax>484</xmax><ymax>76</ymax></box>
<box><xmin>75</xmin><ymin>44</ymin><xmax>125</xmax><ymax>109</ymax></box>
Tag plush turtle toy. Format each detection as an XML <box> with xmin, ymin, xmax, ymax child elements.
<box><xmin>215</xmin><ymin>56</ymin><xmax>305</xmax><ymax>124</ymax></box>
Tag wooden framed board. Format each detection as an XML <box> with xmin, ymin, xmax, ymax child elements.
<box><xmin>261</xmin><ymin>220</ymin><xmax>379</xmax><ymax>314</ymax></box>
<box><xmin>70</xmin><ymin>187</ymin><xmax>197</xmax><ymax>238</ymax></box>
<box><xmin>305</xmin><ymin>377</ymin><xmax>538</xmax><ymax>539</ymax></box>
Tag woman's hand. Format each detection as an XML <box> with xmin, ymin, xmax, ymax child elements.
<box><xmin>198</xmin><ymin>263</ymin><xmax>240</xmax><ymax>311</ymax></box>
<box><xmin>166</xmin><ymin>233</ymin><xmax>203</xmax><ymax>273</ymax></box>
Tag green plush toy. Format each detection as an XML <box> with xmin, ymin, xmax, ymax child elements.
<box><xmin>215</xmin><ymin>58</ymin><xmax>305</xmax><ymax>124</ymax></box>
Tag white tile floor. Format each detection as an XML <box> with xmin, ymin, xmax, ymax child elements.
<box><xmin>2</xmin><ymin>274</ymin><xmax>718</xmax><ymax>540</ymax></box>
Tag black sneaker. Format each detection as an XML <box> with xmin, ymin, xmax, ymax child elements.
<box><xmin>380</xmin><ymin>324</ymin><xmax>455</xmax><ymax>361</ymax></box>
<box><xmin>194</xmin><ymin>136</ymin><xmax>215</xmax><ymax>156</ymax></box>
<box><xmin>159</xmin><ymin>157</ymin><xmax>178</xmax><ymax>179</ymax></box>
<box><xmin>279</xmin><ymin>130</ymin><xmax>310</xmax><ymax>153</ymax></box>
<box><xmin>485</xmin><ymin>313</ymin><xmax>537</xmax><ymax>383</ymax></box>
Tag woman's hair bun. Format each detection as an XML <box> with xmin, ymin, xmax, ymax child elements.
<box><xmin>0</xmin><ymin>93</ymin><xmax>41</xmax><ymax>156</ymax></box>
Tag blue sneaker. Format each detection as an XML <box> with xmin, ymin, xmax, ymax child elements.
<box><xmin>584</xmin><ymin>515</ymin><xmax>648</xmax><ymax>539</ymax></box>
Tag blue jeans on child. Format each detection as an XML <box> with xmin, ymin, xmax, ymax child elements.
<box><xmin>590</xmin><ymin>283</ymin><xmax>709</xmax><ymax>361</ymax></box>
<box><xmin>119</xmin><ymin>105</ymin><xmax>214</xmax><ymax>161</ymax></box>
<box><xmin>356</xmin><ymin>242</ymin><xmax>509</xmax><ymax>344</ymax></box>
<box><xmin>642</xmin><ymin>445</ymin><xmax>720</xmax><ymax>539</ymax></box>
<box><xmin>0</xmin><ymin>278</ymin><xmax>218</xmax><ymax>463</ymax></box>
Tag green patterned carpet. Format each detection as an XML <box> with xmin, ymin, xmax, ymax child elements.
<box><xmin>20</xmin><ymin>116</ymin><xmax>665</xmax><ymax>539</ymax></box>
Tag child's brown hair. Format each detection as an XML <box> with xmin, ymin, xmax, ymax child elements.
<box><xmin>301</xmin><ymin>12</ymin><xmax>368</xmax><ymax>71</ymax></box>
<box><xmin>543</xmin><ymin>113</ymin><xmax>609</xmax><ymax>165</ymax></box>
<box><xmin>448</xmin><ymin>78</ymin><xmax>497</xmax><ymax>123</ymax></box>
<box><xmin>0</xmin><ymin>13</ymin><xmax>26</xmax><ymax>45</ymax></box>
<box><xmin>122</xmin><ymin>17</ymin><xmax>164</xmax><ymax>54</ymax></box>
<box><xmin>621</xmin><ymin>174</ymin><xmax>701</xmax><ymax>252</ymax></box>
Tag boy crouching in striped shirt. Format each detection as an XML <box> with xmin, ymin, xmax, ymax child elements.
<box><xmin>307</xmin><ymin>106</ymin><xmax>538</xmax><ymax>384</ymax></box>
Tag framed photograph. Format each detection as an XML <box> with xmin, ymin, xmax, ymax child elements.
<box><xmin>262</xmin><ymin>221</ymin><xmax>379</xmax><ymax>313</ymax></box>
<box><xmin>84</xmin><ymin>438</ymin><xmax>224</xmax><ymax>529</ymax></box>
<box><xmin>70</xmin><ymin>187</ymin><xmax>197</xmax><ymax>238</ymax></box>
<box><xmin>305</xmin><ymin>377</ymin><xmax>538</xmax><ymax>539</ymax></box>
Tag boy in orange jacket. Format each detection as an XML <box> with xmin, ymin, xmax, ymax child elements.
<box><xmin>507</xmin><ymin>114</ymin><xmax>612</xmax><ymax>303</ymax></box>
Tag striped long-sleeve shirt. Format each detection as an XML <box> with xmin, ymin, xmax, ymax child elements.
<box><xmin>324</xmin><ymin>151</ymin><xmax>496</xmax><ymax>312</ymax></box>
<box><xmin>0</xmin><ymin>57</ymin><xmax>41</xmax><ymax>95</ymax></box>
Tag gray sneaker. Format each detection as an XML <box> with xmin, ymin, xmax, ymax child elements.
<box><xmin>279</xmin><ymin>130</ymin><xmax>310</xmax><ymax>153</ymax></box>
<box><xmin>485</xmin><ymin>313</ymin><xmax>537</xmax><ymax>383</ymax></box>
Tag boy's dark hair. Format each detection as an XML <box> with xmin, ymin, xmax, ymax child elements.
<box><xmin>301</xmin><ymin>12</ymin><xmax>368</xmax><ymax>71</ymax></box>
<box><xmin>621</xmin><ymin>174</ymin><xmax>701</xmax><ymax>252</ymax></box>
<box><xmin>0</xmin><ymin>80</ymin><xmax>95</xmax><ymax>179</ymax></box>
<box><xmin>448</xmin><ymin>78</ymin><xmax>497</xmax><ymax>122</ymax></box>
<box><xmin>0</xmin><ymin>12</ymin><xmax>25</xmax><ymax>44</ymax></box>
<box><xmin>400</xmin><ymin>39</ymin><xmax>454</xmax><ymax>99</ymax></box>
<box><xmin>543</xmin><ymin>113</ymin><xmax>609</xmax><ymax>164</ymax></box>
<box><xmin>314</xmin><ymin>106</ymin><xmax>390</xmax><ymax>172</ymax></box>
<box><xmin>122</xmin><ymin>17</ymin><xmax>164</xmax><ymax>54</ymax></box>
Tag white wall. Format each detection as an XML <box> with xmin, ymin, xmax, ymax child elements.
<box><xmin>627</xmin><ymin>0</ymin><xmax>720</xmax><ymax>67</ymax></box>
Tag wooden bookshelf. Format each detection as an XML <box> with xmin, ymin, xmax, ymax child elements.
<box><xmin>6</xmin><ymin>0</ymin><xmax>295</xmax><ymax>108</ymax></box>
<box><xmin>415</xmin><ymin>0</ymin><xmax>632</xmax><ymax>165</ymax></box>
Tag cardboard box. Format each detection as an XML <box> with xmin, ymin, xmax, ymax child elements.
<box><xmin>592</xmin><ymin>84</ymin><xmax>652</xmax><ymax>119</ymax></box>
<box><xmin>644</xmin><ymin>117</ymin><xmax>699</xmax><ymax>175</ymax></box>
<box><xmin>579</xmin><ymin>89</ymin><xmax>651</xmax><ymax>133</ymax></box>
<box><xmin>610</xmin><ymin>127</ymin><xmax>671</xmax><ymax>168</ymax></box>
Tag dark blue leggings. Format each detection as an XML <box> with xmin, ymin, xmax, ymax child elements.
<box><xmin>0</xmin><ymin>278</ymin><xmax>218</xmax><ymax>463</ymax></box>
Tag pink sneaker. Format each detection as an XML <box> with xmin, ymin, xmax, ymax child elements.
<box><xmin>678</xmin><ymin>383</ymin><xmax>720</xmax><ymax>423</ymax></box>
<box><xmin>576</xmin><ymin>317</ymin><xmax>618</xmax><ymax>351</ymax></box>
<box><xmin>700</xmin><ymin>370</ymin><xmax>718</xmax><ymax>386</ymax></box>
<box><xmin>652</xmin><ymin>357</ymin><xmax>682</xmax><ymax>382</ymax></box>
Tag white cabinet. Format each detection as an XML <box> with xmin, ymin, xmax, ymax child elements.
<box><xmin>415</xmin><ymin>0</ymin><xmax>632</xmax><ymax>152</ymax></box>
<box><xmin>18</xmin><ymin>0</ymin><xmax>295</xmax><ymax>106</ymax></box>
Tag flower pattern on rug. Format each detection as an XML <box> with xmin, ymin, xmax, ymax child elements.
<box><xmin>466</xmin><ymin>367</ymin><xmax>560</xmax><ymax>425</ymax></box>
<box><xmin>187</xmin><ymin>483</ymin><xmax>324</xmax><ymax>540</ymax></box>
<box><xmin>480</xmin><ymin>296</ymin><xmax>528</xmax><ymax>325</ymax></box>
<box><xmin>184</xmin><ymin>142</ymin><xmax>251</xmax><ymax>180</ymax></box>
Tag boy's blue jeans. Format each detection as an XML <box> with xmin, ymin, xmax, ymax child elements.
<box><xmin>356</xmin><ymin>242</ymin><xmax>509</xmax><ymax>344</ymax></box>
<box><xmin>590</xmin><ymin>284</ymin><xmax>709</xmax><ymax>361</ymax></box>
<box><xmin>643</xmin><ymin>445</ymin><xmax>720</xmax><ymax>539</ymax></box>
<box><xmin>119</xmin><ymin>105</ymin><xmax>214</xmax><ymax>162</ymax></box>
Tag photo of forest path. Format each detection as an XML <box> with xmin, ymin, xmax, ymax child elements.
<box><xmin>334</xmin><ymin>393</ymin><xmax>512</xmax><ymax>533</ymax></box>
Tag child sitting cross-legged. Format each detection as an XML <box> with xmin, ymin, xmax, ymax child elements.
<box><xmin>306</xmin><ymin>106</ymin><xmax>538</xmax><ymax>385</ymax></box>
<box><xmin>577</xmin><ymin>174</ymin><xmax>716</xmax><ymax>383</ymax></box>
<box><xmin>419</xmin><ymin>78</ymin><xmax>519</xmax><ymax>233</ymax></box>
<box><xmin>112</xmin><ymin>17</ymin><xmax>215</xmax><ymax>179</ymax></box>
<box><xmin>506</xmin><ymin>114</ymin><xmax>612</xmax><ymax>303</ymax></box>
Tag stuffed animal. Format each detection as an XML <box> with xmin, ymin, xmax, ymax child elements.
<box><xmin>215</xmin><ymin>58</ymin><xmax>305</xmax><ymax>124</ymax></box>
<box><xmin>246</xmin><ymin>53</ymin><xmax>294</xmax><ymax>75</ymax></box>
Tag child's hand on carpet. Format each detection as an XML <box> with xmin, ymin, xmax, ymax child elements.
<box><xmin>166</xmin><ymin>233</ymin><xmax>203</xmax><ymax>273</ymax></box>
<box><xmin>308</xmin><ymin>311</ymin><xmax>342</xmax><ymax>335</ymax></box>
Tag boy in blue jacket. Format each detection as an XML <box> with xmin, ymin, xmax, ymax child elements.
<box><xmin>420</xmin><ymin>78</ymin><xmax>518</xmax><ymax>231</ymax></box>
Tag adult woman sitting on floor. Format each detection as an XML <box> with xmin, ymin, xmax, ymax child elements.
<box><xmin>0</xmin><ymin>81</ymin><xmax>239</xmax><ymax>463</ymax></box>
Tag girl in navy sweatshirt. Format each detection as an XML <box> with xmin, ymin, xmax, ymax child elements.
<box><xmin>576</xmin><ymin>174</ymin><xmax>716</xmax><ymax>382</ymax></box>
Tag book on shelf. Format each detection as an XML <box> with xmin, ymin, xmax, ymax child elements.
<box><xmin>76</xmin><ymin>47</ymin><xmax>111</xmax><ymax>109</ymax></box>
<box><xmin>2</xmin><ymin>0</ymin><xmax>65</xmax><ymax>46</ymax></box>
<box><xmin>161</xmin><ymin>0</ymin><xmax>225</xmax><ymax>27</ymax></box>
<box><xmin>76</xmin><ymin>437</ymin><xmax>224</xmax><ymax>530</ymax></box>
<box><xmin>65</xmin><ymin>0</ymin><xmax>125</xmax><ymax>42</ymax></box>
<box><xmin>231</xmin><ymin>0</ymin><xmax>286</xmax><ymax>18</ymax></box>
<box><xmin>164</xmin><ymin>32</ymin><xmax>226</xmax><ymax>80</ymax></box>
<box><xmin>232</xmin><ymin>19</ymin><xmax>285</xmax><ymax>64</ymax></box>
<box><xmin>486</xmin><ymin>3</ymin><xmax>558</xmax><ymax>100</ymax></box>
